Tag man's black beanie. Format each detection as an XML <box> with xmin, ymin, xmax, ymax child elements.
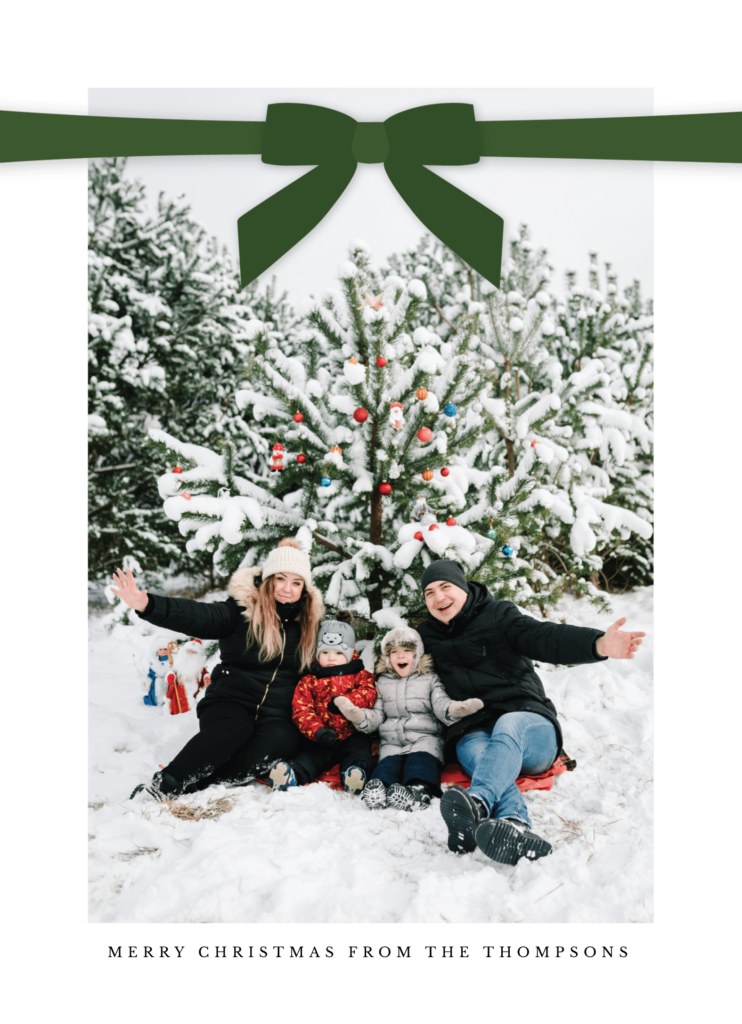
<box><xmin>420</xmin><ymin>559</ymin><xmax>470</xmax><ymax>594</ymax></box>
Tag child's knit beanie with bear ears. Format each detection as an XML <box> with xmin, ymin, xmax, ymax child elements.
<box><xmin>316</xmin><ymin>609</ymin><xmax>356</xmax><ymax>659</ymax></box>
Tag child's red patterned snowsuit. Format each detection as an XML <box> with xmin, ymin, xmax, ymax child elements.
<box><xmin>292</xmin><ymin>653</ymin><xmax>377</xmax><ymax>741</ymax></box>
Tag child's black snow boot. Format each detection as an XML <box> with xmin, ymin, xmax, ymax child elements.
<box><xmin>475</xmin><ymin>817</ymin><xmax>552</xmax><ymax>866</ymax></box>
<box><xmin>362</xmin><ymin>778</ymin><xmax>388</xmax><ymax>809</ymax></box>
<box><xmin>440</xmin><ymin>785</ymin><xmax>487</xmax><ymax>852</ymax></box>
<box><xmin>130</xmin><ymin>770</ymin><xmax>178</xmax><ymax>802</ymax></box>
<box><xmin>407</xmin><ymin>783</ymin><xmax>432</xmax><ymax>811</ymax></box>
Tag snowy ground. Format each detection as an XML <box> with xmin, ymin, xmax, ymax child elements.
<box><xmin>89</xmin><ymin>587</ymin><xmax>653</xmax><ymax>924</ymax></box>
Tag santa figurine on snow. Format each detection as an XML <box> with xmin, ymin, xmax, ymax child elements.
<box><xmin>165</xmin><ymin>639</ymin><xmax>211</xmax><ymax>715</ymax></box>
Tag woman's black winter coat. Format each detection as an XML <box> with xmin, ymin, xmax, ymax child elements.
<box><xmin>136</xmin><ymin>566</ymin><xmax>323</xmax><ymax>722</ymax></box>
<box><xmin>416</xmin><ymin>582</ymin><xmax>607</xmax><ymax>763</ymax></box>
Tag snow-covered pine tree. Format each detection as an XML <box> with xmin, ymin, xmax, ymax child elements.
<box><xmin>146</xmin><ymin>241</ymin><xmax>567</xmax><ymax>650</ymax></box>
<box><xmin>387</xmin><ymin>226</ymin><xmax>653</xmax><ymax>611</ymax></box>
<box><xmin>550</xmin><ymin>261</ymin><xmax>654</xmax><ymax>590</ymax></box>
<box><xmin>88</xmin><ymin>158</ymin><xmax>292</xmax><ymax>586</ymax></box>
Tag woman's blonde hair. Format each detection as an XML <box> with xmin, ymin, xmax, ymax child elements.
<box><xmin>247</xmin><ymin>573</ymin><xmax>320</xmax><ymax>673</ymax></box>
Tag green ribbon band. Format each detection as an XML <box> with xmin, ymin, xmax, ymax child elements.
<box><xmin>1</xmin><ymin>103</ymin><xmax>740</xmax><ymax>288</ymax></box>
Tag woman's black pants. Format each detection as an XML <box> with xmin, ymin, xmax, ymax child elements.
<box><xmin>160</xmin><ymin>699</ymin><xmax>300</xmax><ymax>795</ymax></box>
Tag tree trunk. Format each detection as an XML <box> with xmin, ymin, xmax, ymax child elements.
<box><xmin>503</xmin><ymin>359</ymin><xmax>515</xmax><ymax>477</ymax></box>
<box><xmin>368</xmin><ymin>488</ymin><xmax>384</xmax><ymax>614</ymax></box>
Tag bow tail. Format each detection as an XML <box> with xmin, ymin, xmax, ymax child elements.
<box><xmin>384</xmin><ymin>159</ymin><xmax>504</xmax><ymax>288</ymax></box>
<box><xmin>237</xmin><ymin>158</ymin><xmax>357</xmax><ymax>287</ymax></box>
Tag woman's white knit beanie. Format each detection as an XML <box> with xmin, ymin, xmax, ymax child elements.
<box><xmin>261</xmin><ymin>537</ymin><xmax>312</xmax><ymax>584</ymax></box>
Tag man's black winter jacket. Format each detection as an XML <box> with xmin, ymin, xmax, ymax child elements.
<box><xmin>417</xmin><ymin>582</ymin><xmax>606</xmax><ymax>763</ymax></box>
<box><xmin>137</xmin><ymin>589</ymin><xmax>303</xmax><ymax>722</ymax></box>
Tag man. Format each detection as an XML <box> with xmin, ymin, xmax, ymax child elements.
<box><xmin>416</xmin><ymin>560</ymin><xmax>645</xmax><ymax>866</ymax></box>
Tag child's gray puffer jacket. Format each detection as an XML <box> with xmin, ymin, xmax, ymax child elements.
<box><xmin>355</xmin><ymin>635</ymin><xmax>458</xmax><ymax>762</ymax></box>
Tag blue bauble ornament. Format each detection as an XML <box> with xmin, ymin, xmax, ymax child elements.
<box><xmin>502</xmin><ymin>545</ymin><xmax>514</xmax><ymax>557</ymax></box>
<box><xmin>443</xmin><ymin>403</ymin><xmax>458</xmax><ymax>417</ymax></box>
<box><xmin>321</xmin><ymin>477</ymin><xmax>332</xmax><ymax>487</ymax></box>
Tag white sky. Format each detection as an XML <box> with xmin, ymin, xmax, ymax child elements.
<box><xmin>88</xmin><ymin>88</ymin><xmax>654</xmax><ymax>302</ymax></box>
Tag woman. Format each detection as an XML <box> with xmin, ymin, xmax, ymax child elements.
<box><xmin>112</xmin><ymin>537</ymin><xmax>325</xmax><ymax>800</ymax></box>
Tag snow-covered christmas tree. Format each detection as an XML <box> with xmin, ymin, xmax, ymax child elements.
<box><xmin>147</xmin><ymin>239</ymin><xmax>601</xmax><ymax>641</ymax></box>
<box><xmin>388</xmin><ymin>227</ymin><xmax>654</xmax><ymax>610</ymax></box>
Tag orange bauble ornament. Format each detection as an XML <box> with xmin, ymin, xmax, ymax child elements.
<box><xmin>348</xmin><ymin>357</ymin><xmax>358</xmax><ymax>365</ymax></box>
<box><xmin>422</xmin><ymin>469</ymin><xmax>434</xmax><ymax>481</ymax></box>
<box><xmin>329</xmin><ymin>445</ymin><xmax>342</xmax><ymax>454</ymax></box>
<box><xmin>416</xmin><ymin>387</ymin><xmax>429</xmax><ymax>401</ymax></box>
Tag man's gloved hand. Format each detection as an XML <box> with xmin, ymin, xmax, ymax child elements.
<box><xmin>448</xmin><ymin>698</ymin><xmax>485</xmax><ymax>719</ymax></box>
<box><xmin>332</xmin><ymin>696</ymin><xmax>365</xmax><ymax>724</ymax></box>
<box><xmin>315</xmin><ymin>727</ymin><xmax>339</xmax><ymax>747</ymax></box>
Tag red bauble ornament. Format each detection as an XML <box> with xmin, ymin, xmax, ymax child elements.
<box><xmin>416</xmin><ymin>387</ymin><xmax>429</xmax><ymax>401</ymax></box>
<box><xmin>441</xmin><ymin>467</ymin><xmax>450</xmax><ymax>477</ymax></box>
<box><xmin>376</xmin><ymin>356</ymin><xmax>387</xmax><ymax>368</ymax></box>
<box><xmin>414</xmin><ymin>531</ymin><xmax>424</xmax><ymax>541</ymax></box>
<box><xmin>172</xmin><ymin>465</ymin><xmax>183</xmax><ymax>474</ymax></box>
<box><xmin>378</xmin><ymin>481</ymin><xmax>392</xmax><ymax>495</ymax></box>
<box><xmin>446</xmin><ymin>517</ymin><xmax>456</xmax><ymax>526</ymax></box>
<box><xmin>296</xmin><ymin>454</ymin><xmax>306</xmax><ymax>464</ymax></box>
<box><xmin>417</xmin><ymin>427</ymin><xmax>433</xmax><ymax>444</ymax></box>
<box><xmin>293</xmin><ymin>411</ymin><xmax>304</xmax><ymax>423</ymax></box>
<box><xmin>353</xmin><ymin>407</ymin><xmax>369</xmax><ymax>423</ymax></box>
<box><xmin>182</xmin><ymin>492</ymin><xmax>192</xmax><ymax>500</ymax></box>
<box><xmin>428</xmin><ymin>523</ymin><xmax>440</xmax><ymax>531</ymax></box>
<box><xmin>531</xmin><ymin>439</ymin><xmax>540</xmax><ymax>447</ymax></box>
<box><xmin>422</xmin><ymin>469</ymin><xmax>434</xmax><ymax>482</ymax></box>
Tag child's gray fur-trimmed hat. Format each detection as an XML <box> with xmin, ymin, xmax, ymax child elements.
<box><xmin>316</xmin><ymin>618</ymin><xmax>356</xmax><ymax>658</ymax></box>
<box><xmin>380</xmin><ymin>626</ymin><xmax>424</xmax><ymax>669</ymax></box>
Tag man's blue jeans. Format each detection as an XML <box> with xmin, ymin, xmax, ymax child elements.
<box><xmin>455</xmin><ymin>712</ymin><xmax>558</xmax><ymax>827</ymax></box>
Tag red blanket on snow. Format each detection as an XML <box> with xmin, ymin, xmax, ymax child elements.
<box><xmin>315</xmin><ymin>751</ymin><xmax>576</xmax><ymax>792</ymax></box>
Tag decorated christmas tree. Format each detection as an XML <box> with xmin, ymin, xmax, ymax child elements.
<box><xmin>144</xmin><ymin>240</ymin><xmax>575</xmax><ymax>638</ymax></box>
<box><xmin>388</xmin><ymin>227</ymin><xmax>654</xmax><ymax>609</ymax></box>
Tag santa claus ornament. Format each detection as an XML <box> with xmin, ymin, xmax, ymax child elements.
<box><xmin>165</xmin><ymin>639</ymin><xmax>211</xmax><ymax>716</ymax></box>
<box><xmin>389</xmin><ymin>402</ymin><xmax>405</xmax><ymax>430</ymax></box>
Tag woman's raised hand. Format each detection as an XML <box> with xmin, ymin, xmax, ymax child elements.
<box><xmin>110</xmin><ymin>567</ymin><xmax>149</xmax><ymax>613</ymax></box>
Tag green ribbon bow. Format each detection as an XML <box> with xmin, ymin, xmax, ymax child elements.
<box><xmin>1</xmin><ymin>102</ymin><xmax>740</xmax><ymax>288</ymax></box>
<box><xmin>247</xmin><ymin>103</ymin><xmax>500</xmax><ymax>288</ymax></box>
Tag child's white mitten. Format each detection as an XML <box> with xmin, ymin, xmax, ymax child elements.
<box><xmin>333</xmin><ymin>695</ymin><xmax>365</xmax><ymax>724</ymax></box>
<box><xmin>447</xmin><ymin>698</ymin><xmax>484</xmax><ymax>718</ymax></box>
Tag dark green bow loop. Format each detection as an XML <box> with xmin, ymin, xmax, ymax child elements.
<box><xmin>239</xmin><ymin>102</ymin><xmax>501</xmax><ymax>287</ymax></box>
<box><xmin>1</xmin><ymin>103</ymin><xmax>740</xmax><ymax>290</ymax></box>
<box><xmin>384</xmin><ymin>104</ymin><xmax>502</xmax><ymax>288</ymax></box>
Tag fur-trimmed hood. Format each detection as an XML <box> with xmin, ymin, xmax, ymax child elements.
<box><xmin>227</xmin><ymin>564</ymin><xmax>326</xmax><ymax>623</ymax></box>
<box><xmin>376</xmin><ymin>626</ymin><xmax>430</xmax><ymax>676</ymax></box>
<box><xmin>375</xmin><ymin>651</ymin><xmax>434</xmax><ymax>677</ymax></box>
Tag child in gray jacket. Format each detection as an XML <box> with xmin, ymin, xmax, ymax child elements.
<box><xmin>334</xmin><ymin>626</ymin><xmax>482</xmax><ymax>811</ymax></box>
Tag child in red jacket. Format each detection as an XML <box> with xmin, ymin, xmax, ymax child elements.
<box><xmin>269</xmin><ymin>612</ymin><xmax>377</xmax><ymax>795</ymax></box>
